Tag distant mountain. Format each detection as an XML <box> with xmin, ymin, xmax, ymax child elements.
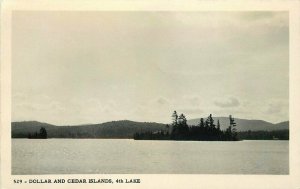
<box><xmin>11</xmin><ymin>120</ymin><xmax>167</xmax><ymax>138</ymax></box>
<box><xmin>187</xmin><ymin>117</ymin><xmax>289</xmax><ymax>131</ymax></box>
<box><xmin>274</xmin><ymin>121</ymin><xmax>289</xmax><ymax>129</ymax></box>
<box><xmin>12</xmin><ymin>118</ymin><xmax>289</xmax><ymax>138</ymax></box>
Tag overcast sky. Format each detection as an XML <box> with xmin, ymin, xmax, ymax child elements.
<box><xmin>12</xmin><ymin>11</ymin><xmax>289</xmax><ymax>125</ymax></box>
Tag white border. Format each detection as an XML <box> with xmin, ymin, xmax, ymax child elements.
<box><xmin>1</xmin><ymin>1</ymin><xmax>300</xmax><ymax>189</ymax></box>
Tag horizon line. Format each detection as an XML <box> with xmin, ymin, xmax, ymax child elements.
<box><xmin>11</xmin><ymin>117</ymin><xmax>289</xmax><ymax>127</ymax></box>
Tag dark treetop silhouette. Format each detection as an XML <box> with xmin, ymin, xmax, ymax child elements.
<box><xmin>28</xmin><ymin>127</ymin><xmax>48</xmax><ymax>139</ymax></box>
<box><xmin>11</xmin><ymin>114</ymin><xmax>288</xmax><ymax>140</ymax></box>
<box><xmin>134</xmin><ymin>111</ymin><xmax>239</xmax><ymax>141</ymax></box>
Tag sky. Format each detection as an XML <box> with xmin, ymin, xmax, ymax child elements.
<box><xmin>12</xmin><ymin>11</ymin><xmax>289</xmax><ymax>125</ymax></box>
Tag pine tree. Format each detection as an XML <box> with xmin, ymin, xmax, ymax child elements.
<box><xmin>39</xmin><ymin>127</ymin><xmax>48</xmax><ymax>139</ymax></box>
<box><xmin>171</xmin><ymin>111</ymin><xmax>179</xmax><ymax>139</ymax></box>
<box><xmin>207</xmin><ymin>114</ymin><xmax>216</xmax><ymax>129</ymax></box>
<box><xmin>178</xmin><ymin>113</ymin><xmax>188</xmax><ymax>127</ymax></box>
<box><xmin>199</xmin><ymin>118</ymin><xmax>205</xmax><ymax>128</ymax></box>
<box><xmin>229</xmin><ymin>115</ymin><xmax>237</xmax><ymax>140</ymax></box>
<box><xmin>171</xmin><ymin>111</ymin><xmax>178</xmax><ymax>126</ymax></box>
<box><xmin>205</xmin><ymin>119</ymin><xmax>209</xmax><ymax>128</ymax></box>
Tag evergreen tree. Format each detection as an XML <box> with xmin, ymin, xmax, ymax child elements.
<box><xmin>199</xmin><ymin>118</ymin><xmax>205</xmax><ymax>128</ymax></box>
<box><xmin>171</xmin><ymin>111</ymin><xmax>178</xmax><ymax>126</ymax></box>
<box><xmin>229</xmin><ymin>115</ymin><xmax>237</xmax><ymax>140</ymax></box>
<box><xmin>178</xmin><ymin>113</ymin><xmax>188</xmax><ymax>127</ymax></box>
<box><xmin>39</xmin><ymin>127</ymin><xmax>48</xmax><ymax>139</ymax></box>
<box><xmin>178</xmin><ymin>113</ymin><xmax>189</xmax><ymax>135</ymax></box>
<box><xmin>207</xmin><ymin>114</ymin><xmax>216</xmax><ymax>129</ymax></box>
<box><xmin>171</xmin><ymin>112</ymin><xmax>189</xmax><ymax>140</ymax></box>
<box><xmin>171</xmin><ymin>111</ymin><xmax>179</xmax><ymax>139</ymax></box>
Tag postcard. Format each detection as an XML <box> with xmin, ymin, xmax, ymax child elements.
<box><xmin>1</xmin><ymin>0</ymin><xmax>300</xmax><ymax>188</ymax></box>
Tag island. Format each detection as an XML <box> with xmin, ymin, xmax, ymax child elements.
<box><xmin>27</xmin><ymin>127</ymin><xmax>48</xmax><ymax>139</ymax></box>
<box><xmin>11</xmin><ymin>111</ymin><xmax>289</xmax><ymax>140</ymax></box>
<box><xmin>134</xmin><ymin>111</ymin><xmax>239</xmax><ymax>141</ymax></box>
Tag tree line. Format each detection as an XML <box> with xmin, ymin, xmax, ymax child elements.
<box><xmin>134</xmin><ymin>111</ymin><xmax>239</xmax><ymax>141</ymax></box>
<box><xmin>238</xmin><ymin>130</ymin><xmax>288</xmax><ymax>140</ymax></box>
<box><xmin>28</xmin><ymin>127</ymin><xmax>48</xmax><ymax>139</ymax></box>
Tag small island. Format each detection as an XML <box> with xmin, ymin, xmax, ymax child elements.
<box><xmin>28</xmin><ymin>127</ymin><xmax>48</xmax><ymax>139</ymax></box>
<box><xmin>134</xmin><ymin>111</ymin><xmax>239</xmax><ymax>141</ymax></box>
<box><xmin>11</xmin><ymin>115</ymin><xmax>289</xmax><ymax>140</ymax></box>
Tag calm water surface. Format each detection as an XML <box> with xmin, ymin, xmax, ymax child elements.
<box><xmin>12</xmin><ymin>139</ymin><xmax>288</xmax><ymax>174</ymax></box>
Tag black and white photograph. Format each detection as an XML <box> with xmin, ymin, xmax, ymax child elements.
<box><xmin>1</xmin><ymin>1</ymin><xmax>300</xmax><ymax>189</ymax></box>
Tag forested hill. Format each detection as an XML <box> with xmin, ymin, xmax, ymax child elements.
<box><xmin>11</xmin><ymin>120</ymin><xmax>166</xmax><ymax>138</ymax></box>
<box><xmin>188</xmin><ymin>117</ymin><xmax>289</xmax><ymax>131</ymax></box>
<box><xmin>12</xmin><ymin>118</ymin><xmax>289</xmax><ymax>138</ymax></box>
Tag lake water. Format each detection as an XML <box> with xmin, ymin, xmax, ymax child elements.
<box><xmin>12</xmin><ymin>139</ymin><xmax>288</xmax><ymax>175</ymax></box>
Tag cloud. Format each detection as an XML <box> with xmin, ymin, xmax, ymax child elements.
<box><xmin>177</xmin><ymin>108</ymin><xmax>203</xmax><ymax>115</ymax></box>
<box><xmin>265</xmin><ymin>103</ymin><xmax>282</xmax><ymax>114</ymax></box>
<box><xmin>183</xmin><ymin>95</ymin><xmax>201</xmax><ymax>106</ymax></box>
<box><xmin>12</xmin><ymin>12</ymin><xmax>288</xmax><ymax>124</ymax></box>
<box><xmin>214</xmin><ymin>97</ymin><xmax>240</xmax><ymax>108</ymax></box>
<box><xmin>155</xmin><ymin>97</ymin><xmax>169</xmax><ymax>106</ymax></box>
